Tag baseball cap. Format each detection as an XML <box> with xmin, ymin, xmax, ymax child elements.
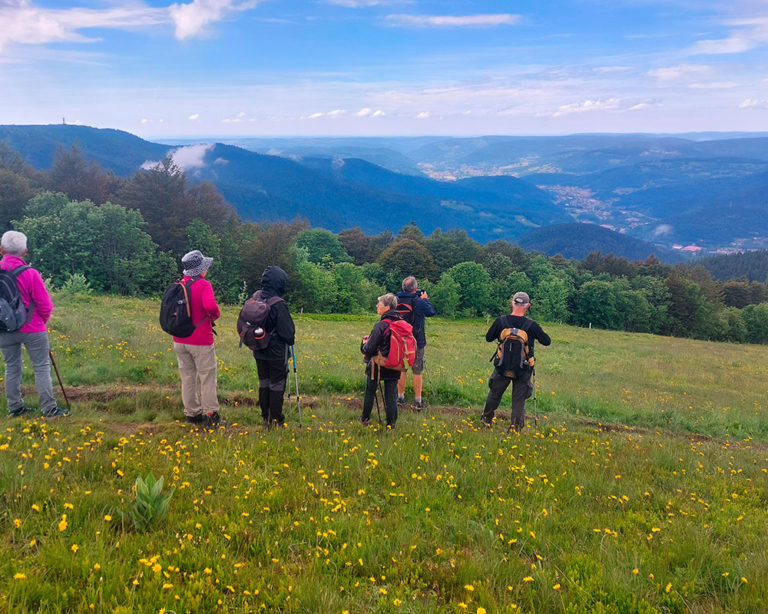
<box><xmin>512</xmin><ymin>291</ymin><xmax>530</xmax><ymax>305</ymax></box>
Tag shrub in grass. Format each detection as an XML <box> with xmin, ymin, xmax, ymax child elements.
<box><xmin>121</xmin><ymin>473</ymin><xmax>174</xmax><ymax>531</ymax></box>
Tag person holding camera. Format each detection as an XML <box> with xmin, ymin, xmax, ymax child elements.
<box><xmin>395</xmin><ymin>276</ymin><xmax>436</xmax><ymax>410</ymax></box>
<box><xmin>360</xmin><ymin>293</ymin><xmax>402</xmax><ymax>428</ymax></box>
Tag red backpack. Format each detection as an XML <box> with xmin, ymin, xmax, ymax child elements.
<box><xmin>372</xmin><ymin>320</ymin><xmax>417</xmax><ymax>371</ymax></box>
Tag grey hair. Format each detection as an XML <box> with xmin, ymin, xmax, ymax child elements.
<box><xmin>1</xmin><ymin>231</ymin><xmax>27</xmax><ymax>256</ymax></box>
<box><xmin>402</xmin><ymin>276</ymin><xmax>417</xmax><ymax>292</ymax></box>
<box><xmin>377</xmin><ymin>293</ymin><xmax>398</xmax><ymax>310</ymax></box>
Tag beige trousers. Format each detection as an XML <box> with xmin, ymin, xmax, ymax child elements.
<box><xmin>173</xmin><ymin>342</ymin><xmax>219</xmax><ymax>417</ymax></box>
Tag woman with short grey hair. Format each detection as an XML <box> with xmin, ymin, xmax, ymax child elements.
<box><xmin>359</xmin><ymin>293</ymin><xmax>402</xmax><ymax>428</ymax></box>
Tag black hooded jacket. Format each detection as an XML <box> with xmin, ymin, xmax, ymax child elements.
<box><xmin>252</xmin><ymin>266</ymin><xmax>296</xmax><ymax>362</ymax></box>
<box><xmin>361</xmin><ymin>309</ymin><xmax>402</xmax><ymax>381</ymax></box>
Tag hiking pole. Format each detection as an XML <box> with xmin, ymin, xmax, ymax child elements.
<box><xmin>532</xmin><ymin>371</ymin><xmax>538</xmax><ymax>426</ymax></box>
<box><xmin>291</xmin><ymin>345</ymin><xmax>301</xmax><ymax>427</ymax></box>
<box><xmin>49</xmin><ymin>351</ymin><xmax>70</xmax><ymax>410</ymax></box>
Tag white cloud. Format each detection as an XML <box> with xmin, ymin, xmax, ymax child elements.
<box><xmin>140</xmin><ymin>118</ymin><xmax>149</xmax><ymax>124</ymax></box>
<box><xmin>653</xmin><ymin>224</ymin><xmax>673</xmax><ymax>237</ymax></box>
<box><xmin>385</xmin><ymin>13</ymin><xmax>521</xmax><ymax>28</ymax></box>
<box><xmin>169</xmin><ymin>0</ymin><xmax>262</xmax><ymax>40</ymax></box>
<box><xmin>306</xmin><ymin>109</ymin><xmax>347</xmax><ymax>119</ymax></box>
<box><xmin>594</xmin><ymin>66</ymin><xmax>631</xmax><ymax>74</ymax></box>
<box><xmin>222</xmin><ymin>111</ymin><xmax>247</xmax><ymax>123</ymax></box>
<box><xmin>646</xmin><ymin>64</ymin><xmax>710</xmax><ymax>81</ymax></box>
<box><xmin>688</xmin><ymin>36</ymin><xmax>753</xmax><ymax>55</ymax></box>
<box><xmin>689</xmin><ymin>81</ymin><xmax>737</xmax><ymax>89</ymax></box>
<box><xmin>688</xmin><ymin>16</ymin><xmax>768</xmax><ymax>56</ymax></box>
<box><xmin>0</xmin><ymin>0</ymin><xmax>166</xmax><ymax>50</ymax></box>
<box><xmin>356</xmin><ymin>107</ymin><xmax>386</xmax><ymax>117</ymax></box>
<box><xmin>739</xmin><ymin>98</ymin><xmax>768</xmax><ymax>109</ymax></box>
<box><xmin>188</xmin><ymin>113</ymin><xmax>200</xmax><ymax>120</ymax></box>
<box><xmin>170</xmin><ymin>143</ymin><xmax>213</xmax><ymax>170</ymax></box>
<box><xmin>416</xmin><ymin>111</ymin><xmax>430</xmax><ymax>119</ymax></box>
<box><xmin>551</xmin><ymin>98</ymin><xmax>620</xmax><ymax>118</ymax></box>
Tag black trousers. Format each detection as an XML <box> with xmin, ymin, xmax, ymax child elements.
<box><xmin>256</xmin><ymin>358</ymin><xmax>288</xmax><ymax>424</ymax></box>
<box><xmin>361</xmin><ymin>376</ymin><xmax>398</xmax><ymax>427</ymax></box>
<box><xmin>481</xmin><ymin>369</ymin><xmax>534</xmax><ymax>431</ymax></box>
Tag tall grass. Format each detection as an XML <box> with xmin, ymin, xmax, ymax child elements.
<box><xmin>1</xmin><ymin>295</ymin><xmax>766</xmax><ymax>612</ymax></box>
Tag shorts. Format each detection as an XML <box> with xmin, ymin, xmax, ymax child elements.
<box><xmin>411</xmin><ymin>346</ymin><xmax>425</xmax><ymax>375</ymax></box>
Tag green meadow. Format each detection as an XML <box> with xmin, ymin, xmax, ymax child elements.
<box><xmin>1</xmin><ymin>295</ymin><xmax>767</xmax><ymax>612</ymax></box>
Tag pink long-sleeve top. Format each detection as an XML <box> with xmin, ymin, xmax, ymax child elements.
<box><xmin>173</xmin><ymin>275</ymin><xmax>220</xmax><ymax>346</ymax></box>
<box><xmin>0</xmin><ymin>254</ymin><xmax>53</xmax><ymax>333</ymax></box>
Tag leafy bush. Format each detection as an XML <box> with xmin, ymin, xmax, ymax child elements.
<box><xmin>122</xmin><ymin>473</ymin><xmax>175</xmax><ymax>531</ymax></box>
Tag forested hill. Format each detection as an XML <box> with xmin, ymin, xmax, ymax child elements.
<box><xmin>0</xmin><ymin>124</ymin><xmax>571</xmax><ymax>241</ymax></box>
<box><xmin>517</xmin><ymin>223</ymin><xmax>686</xmax><ymax>264</ymax></box>
<box><xmin>695</xmin><ymin>250</ymin><xmax>768</xmax><ymax>282</ymax></box>
<box><xmin>0</xmin><ymin>124</ymin><xmax>169</xmax><ymax>175</ymax></box>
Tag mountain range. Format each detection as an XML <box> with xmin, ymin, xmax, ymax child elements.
<box><xmin>2</xmin><ymin>124</ymin><xmax>768</xmax><ymax>262</ymax></box>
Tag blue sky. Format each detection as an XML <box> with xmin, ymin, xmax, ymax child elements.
<box><xmin>2</xmin><ymin>0</ymin><xmax>768</xmax><ymax>137</ymax></box>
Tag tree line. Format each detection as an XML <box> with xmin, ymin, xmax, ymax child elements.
<box><xmin>3</xmin><ymin>141</ymin><xmax>768</xmax><ymax>344</ymax></box>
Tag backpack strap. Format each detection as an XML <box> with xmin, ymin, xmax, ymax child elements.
<box><xmin>181</xmin><ymin>276</ymin><xmax>210</xmax><ymax>331</ymax></box>
<box><xmin>8</xmin><ymin>265</ymin><xmax>34</xmax><ymax>324</ymax></box>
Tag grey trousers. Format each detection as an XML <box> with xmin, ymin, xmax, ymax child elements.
<box><xmin>0</xmin><ymin>331</ymin><xmax>56</xmax><ymax>413</ymax></box>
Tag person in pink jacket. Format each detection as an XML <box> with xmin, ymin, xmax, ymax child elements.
<box><xmin>0</xmin><ymin>231</ymin><xmax>68</xmax><ymax>418</ymax></box>
<box><xmin>173</xmin><ymin>250</ymin><xmax>224</xmax><ymax>428</ymax></box>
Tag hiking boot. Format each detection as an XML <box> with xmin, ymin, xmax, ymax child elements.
<box><xmin>202</xmin><ymin>412</ymin><xmax>226</xmax><ymax>428</ymax></box>
<box><xmin>360</xmin><ymin>418</ymin><xmax>370</xmax><ymax>426</ymax></box>
<box><xmin>396</xmin><ymin>397</ymin><xmax>405</xmax><ymax>407</ymax></box>
<box><xmin>43</xmin><ymin>406</ymin><xmax>69</xmax><ymax>419</ymax></box>
<box><xmin>185</xmin><ymin>414</ymin><xmax>205</xmax><ymax>424</ymax></box>
<box><xmin>8</xmin><ymin>405</ymin><xmax>36</xmax><ymax>417</ymax></box>
<box><xmin>480</xmin><ymin>416</ymin><xmax>493</xmax><ymax>428</ymax></box>
<box><xmin>414</xmin><ymin>400</ymin><xmax>427</xmax><ymax>412</ymax></box>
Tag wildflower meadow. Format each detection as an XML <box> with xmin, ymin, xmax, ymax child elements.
<box><xmin>1</xmin><ymin>295</ymin><xmax>767</xmax><ymax>612</ymax></box>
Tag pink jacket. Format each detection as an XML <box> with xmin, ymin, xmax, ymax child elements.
<box><xmin>173</xmin><ymin>276</ymin><xmax>220</xmax><ymax>346</ymax></box>
<box><xmin>0</xmin><ymin>254</ymin><xmax>54</xmax><ymax>333</ymax></box>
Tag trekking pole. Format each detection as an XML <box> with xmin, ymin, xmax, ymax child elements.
<box><xmin>372</xmin><ymin>364</ymin><xmax>382</xmax><ymax>425</ymax></box>
<box><xmin>532</xmin><ymin>371</ymin><xmax>538</xmax><ymax>426</ymax></box>
<box><xmin>291</xmin><ymin>345</ymin><xmax>301</xmax><ymax>427</ymax></box>
<box><xmin>49</xmin><ymin>351</ymin><xmax>70</xmax><ymax>410</ymax></box>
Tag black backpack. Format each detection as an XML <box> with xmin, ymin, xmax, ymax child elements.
<box><xmin>159</xmin><ymin>277</ymin><xmax>205</xmax><ymax>337</ymax></box>
<box><xmin>0</xmin><ymin>265</ymin><xmax>31</xmax><ymax>333</ymax></box>
<box><xmin>237</xmin><ymin>291</ymin><xmax>284</xmax><ymax>350</ymax></box>
<box><xmin>491</xmin><ymin>319</ymin><xmax>535</xmax><ymax>378</ymax></box>
<box><xmin>395</xmin><ymin>294</ymin><xmax>416</xmax><ymax>325</ymax></box>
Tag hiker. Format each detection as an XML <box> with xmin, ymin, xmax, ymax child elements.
<box><xmin>481</xmin><ymin>291</ymin><xmax>551</xmax><ymax>431</ymax></box>
<box><xmin>395</xmin><ymin>276</ymin><xmax>436</xmax><ymax>410</ymax></box>
<box><xmin>252</xmin><ymin>266</ymin><xmax>295</xmax><ymax>426</ymax></box>
<box><xmin>360</xmin><ymin>293</ymin><xmax>402</xmax><ymax>428</ymax></box>
<box><xmin>0</xmin><ymin>231</ymin><xmax>68</xmax><ymax>419</ymax></box>
<box><xmin>173</xmin><ymin>250</ymin><xmax>223</xmax><ymax>427</ymax></box>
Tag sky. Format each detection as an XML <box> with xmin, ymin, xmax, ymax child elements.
<box><xmin>1</xmin><ymin>0</ymin><xmax>768</xmax><ymax>138</ymax></box>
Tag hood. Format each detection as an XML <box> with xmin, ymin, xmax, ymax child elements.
<box><xmin>261</xmin><ymin>265</ymin><xmax>288</xmax><ymax>297</ymax></box>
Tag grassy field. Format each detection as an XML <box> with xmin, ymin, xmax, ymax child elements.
<box><xmin>1</xmin><ymin>295</ymin><xmax>767</xmax><ymax>612</ymax></box>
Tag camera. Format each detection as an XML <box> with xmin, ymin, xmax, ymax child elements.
<box><xmin>415</xmin><ymin>289</ymin><xmax>423</xmax><ymax>297</ymax></box>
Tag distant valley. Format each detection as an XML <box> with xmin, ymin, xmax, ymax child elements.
<box><xmin>2</xmin><ymin>125</ymin><xmax>768</xmax><ymax>263</ymax></box>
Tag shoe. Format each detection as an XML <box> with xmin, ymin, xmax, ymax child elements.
<box><xmin>8</xmin><ymin>405</ymin><xmax>36</xmax><ymax>417</ymax></box>
<box><xmin>480</xmin><ymin>417</ymin><xmax>492</xmax><ymax>427</ymax></box>
<box><xmin>185</xmin><ymin>414</ymin><xmax>205</xmax><ymax>424</ymax></box>
<box><xmin>414</xmin><ymin>400</ymin><xmax>427</xmax><ymax>411</ymax></box>
<box><xmin>360</xmin><ymin>418</ymin><xmax>370</xmax><ymax>426</ymax></box>
<box><xmin>396</xmin><ymin>397</ymin><xmax>405</xmax><ymax>407</ymax></box>
<box><xmin>43</xmin><ymin>406</ymin><xmax>69</xmax><ymax>419</ymax></box>
<box><xmin>202</xmin><ymin>412</ymin><xmax>226</xmax><ymax>428</ymax></box>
